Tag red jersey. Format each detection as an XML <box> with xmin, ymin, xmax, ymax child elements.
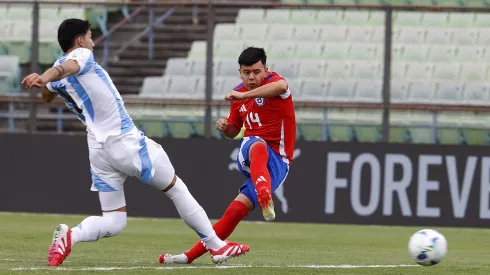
<box><xmin>227</xmin><ymin>72</ymin><xmax>296</xmax><ymax>164</ymax></box>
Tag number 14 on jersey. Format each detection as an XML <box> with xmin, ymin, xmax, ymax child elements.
<box><xmin>245</xmin><ymin>112</ymin><xmax>262</xmax><ymax>129</ymax></box>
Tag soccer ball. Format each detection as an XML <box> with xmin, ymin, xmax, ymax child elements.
<box><xmin>408</xmin><ymin>229</ymin><xmax>447</xmax><ymax>266</ymax></box>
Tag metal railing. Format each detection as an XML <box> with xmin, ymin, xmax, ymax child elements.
<box><xmin>0</xmin><ymin>0</ymin><xmax>489</xmax><ymax>142</ymax></box>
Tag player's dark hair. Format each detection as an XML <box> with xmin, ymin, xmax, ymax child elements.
<box><xmin>238</xmin><ymin>47</ymin><xmax>267</xmax><ymax>67</ymax></box>
<box><xmin>58</xmin><ymin>19</ymin><xmax>91</xmax><ymax>53</ymax></box>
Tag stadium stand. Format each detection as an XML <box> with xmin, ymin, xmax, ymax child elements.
<box><xmin>130</xmin><ymin>6</ymin><xmax>490</xmax><ymax>144</ymax></box>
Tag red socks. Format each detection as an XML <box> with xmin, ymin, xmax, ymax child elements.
<box><xmin>184</xmin><ymin>201</ymin><xmax>249</xmax><ymax>263</ymax></box>
<box><xmin>249</xmin><ymin>142</ymin><xmax>272</xmax><ymax>192</ymax></box>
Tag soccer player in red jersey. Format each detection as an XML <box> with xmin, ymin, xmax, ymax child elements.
<box><xmin>159</xmin><ymin>47</ymin><xmax>296</xmax><ymax>264</ymax></box>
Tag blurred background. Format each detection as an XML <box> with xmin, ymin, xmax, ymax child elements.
<box><xmin>0</xmin><ymin>0</ymin><xmax>489</xmax><ymax>143</ymax></box>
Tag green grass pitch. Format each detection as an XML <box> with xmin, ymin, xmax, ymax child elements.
<box><xmin>1</xmin><ymin>212</ymin><xmax>490</xmax><ymax>274</ymax></box>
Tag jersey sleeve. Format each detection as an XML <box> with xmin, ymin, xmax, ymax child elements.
<box><xmin>226</xmin><ymin>102</ymin><xmax>243</xmax><ymax>129</ymax></box>
<box><xmin>264</xmin><ymin>72</ymin><xmax>291</xmax><ymax>99</ymax></box>
<box><xmin>46</xmin><ymin>81</ymin><xmax>62</xmax><ymax>93</ymax></box>
<box><xmin>65</xmin><ymin>48</ymin><xmax>95</xmax><ymax>76</ymax></box>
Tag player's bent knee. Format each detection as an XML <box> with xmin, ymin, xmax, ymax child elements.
<box><xmin>102</xmin><ymin>211</ymin><xmax>127</xmax><ymax>237</ymax></box>
<box><xmin>148</xmin><ymin>153</ymin><xmax>176</xmax><ymax>191</ymax></box>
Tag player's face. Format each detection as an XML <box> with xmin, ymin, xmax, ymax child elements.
<box><xmin>78</xmin><ymin>30</ymin><xmax>95</xmax><ymax>52</ymax></box>
<box><xmin>239</xmin><ymin>61</ymin><xmax>268</xmax><ymax>90</ymax></box>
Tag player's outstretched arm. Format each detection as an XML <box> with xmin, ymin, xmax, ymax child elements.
<box><xmin>216</xmin><ymin>118</ymin><xmax>241</xmax><ymax>139</ymax></box>
<box><xmin>21</xmin><ymin>60</ymin><xmax>80</xmax><ymax>89</ymax></box>
<box><xmin>225</xmin><ymin>80</ymin><xmax>288</xmax><ymax>101</ymax></box>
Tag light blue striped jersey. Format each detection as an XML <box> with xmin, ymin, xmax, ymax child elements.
<box><xmin>46</xmin><ymin>48</ymin><xmax>134</xmax><ymax>143</ymax></box>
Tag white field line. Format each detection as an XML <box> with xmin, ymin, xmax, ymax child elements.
<box><xmin>10</xmin><ymin>264</ymin><xmax>419</xmax><ymax>271</ymax></box>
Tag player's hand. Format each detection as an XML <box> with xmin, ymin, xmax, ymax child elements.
<box><xmin>21</xmin><ymin>73</ymin><xmax>45</xmax><ymax>89</ymax></box>
<box><xmin>216</xmin><ymin>118</ymin><xmax>228</xmax><ymax>132</ymax></box>
<box><xmin>225</xmin><ymin>91</ymin><xmax>246</xmax><ymax>102</ymax></box>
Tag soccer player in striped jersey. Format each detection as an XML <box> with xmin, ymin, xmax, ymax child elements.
<box><xmin>160</xmin><ymin>47</ymin><xmax>296</xmax><ymax>264</ymax></box>
<box><xmin>22</xmin><ymin>18</ymin><xmax>249</xmax><ymax>266</ymax></box>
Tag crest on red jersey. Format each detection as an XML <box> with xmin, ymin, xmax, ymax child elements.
<box><xmin>255</xmin><ymin>98</ymin><xmax>265</xmax><ymax>106</ymax></box>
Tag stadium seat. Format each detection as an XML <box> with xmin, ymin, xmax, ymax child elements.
<box><xmin>316</xmin><ymin>10</ymin><xmax>344</xmax><ymax>25</ymax></box>
<box><xmin>293</xmin><ymin>25</ymin><xmax>321</xmax><ymax>41</ymax></box>
<box><xmin>297</xmin><ymin>60</ymin><xmax>326</xmax><ymax>78</ymax></box>
<box><xmin>325</xmin><ymin>61</ymin><xmax>353</xmax><ymax>79</ymax></box>
<box><xmin>447</xmin><ymin>12</ymin><xmax>476</xmax><ymax>27</ymax></box>
<box><xmin>298</xmin><ymin>78</ymin><xmax>328</xmax><ymax>101</ymax></box>
<box><xmin>462</xmin><ymin>82</ymin><xmax>489</xmax><ymax>105</ymax></box>
<box><xmin>391</xmin><ymin>81</ymin><xmax>410</xmax><ymax>103</ymax></box>
<box><xmin>189</xmin><ymin>59</ymin><xmax>218</xmax><ymax>76</ymax></box>
<box><xmin>214</xmin><ymin>23</ymin><xmax>239</xmax><ymax>41</ymax></box>
<box><xmin>348</xmin><ymin>44</ymin><xmax>380</xmax><ymax>61</ymax></box>
<box><xmin>395</xmin><ymin>27</ymin><xmax>425</xmax><ymax>44</ymax></box>
<box><xmin>433</xmin><ymin>82</ymin><xmax>463</xmax><ymax>104</ymax></box>
<box><xmin>236</xmin><ymin>9</ymin><xmax>265</xmax><ymax>24</ymax></box>
<box><xmin>346</xmin><ymin>27</ymin><xmax>374</xmax><ymax>43</ymax></box>
<box><xmin>164</xmin><ymin>58</ymin><xmax>192</xmax><ymax>76</ymax></box>
<box><xmin>269</xmin><ymin>60</ymin><xmax>298</xmax><ymax>79</ymax></box>
<box><xmin>407</xmin><ymin>82</ymin><xmax>436</xmax><ymax>103</ymax></box>
<box><xmin>268</xmin><ymin>42</ymin><xmax>295</xmax><ymax>60</ymax></box>
<box><xmin>393</xmin><ymin>45</ymin><xmax>429</xmax><ymax>62</ymax></box>
<box><xmin>320</xmin><ymin>26</ymin><xmax>348</xmax><ymax>42</ymax></box>
<box><xmin>343</xmin><ymin>11</ymin><xmax>372</xmax><ymax>26</ymax></box>
<box><xmin>290</xmin><ymin>9</ymin><xmax>318</xmax><ymax>25</ymax></box>
<box><xmin>238</xmin><ymin>24</ymin><xmax>268</xmax><ymax>40</ymax></box>
<box><xmin>321</xmin><ymin>43</ymin><xmax>350</xmax><ymax>60</ymax></box>
<box><xmin>351</xmin><ymin>61</ymin><xmax>382</xmax><ymax>79</ymax></box>
<box><xmin>477</xmin><ymin>29</ymin><xmax>490</xmax><ymax>45</ymax></box>
<box><xmin>264</xmin><ymin>9</ymin><xmax>291</xmax><ymax>24</ymax></box>
<box><xmin>187</xmin><ymin>41</ymin><xmax>207</xmax><ymax>59</ymax></box>
<box><xmin>0</xmin><ymin>55</ymin><xmax>20</xmax><ymax>94</ymax></box>
<box><xmin>455</xmin><ymin>46</ymin><xmax>484</xmax><ymax>62</ymax></box>
<box><xmin>425</xmin><ymin>28</ymin><xmax>452</xmax><ymax>44</ymax></box>
<box><xmin>459</xmin><ymin>63</ymin><xmax>486</xmax><ymax>81</ymax></box>
<box><xmin>214</xmin><ymin>76</ymin><xmax>239</xmax><ymax>101</ymax></box>
<box><xmin>216</xmin><ymin>60</ymin><xmax>238</xmax><ymax>77</ymax></box>
<box><xmin>428</xmin><ymin>46</ymin><xmax>457</xmax><ymax>62</ymax></box>
<box><xmin>165</xmin><ymin>76</ymin><xmax>202</xmax><ymax>99</ymax></box>
<box><xmin>421</xmin><ymin>12</ymin><xmax>449</xmax><ymax>27</ymax></box>
<box><xmin>433</xmin><ymin>64</ymin><xmax>460</xmax><ymax>80</ymax></box>
<box><xmin>393</xmin><ymin>12</ymin><xmax>424</xmax><ymax>26</ymax></box>
<box><xmin>405</xmin><ymin>63</ymin><xmax>434</xmax><ymax>80</ymax></box>
<box><xmin>327</xmin><ymin>80</ymin><xmax>356</xmax><ymax>102</ymax></box>
<box><xmin>452</xmin><ymin>29</ymin><xmax>478</xmax><ymax>45</ymax></box>
<box><xmin>216</xmin><ymin>41</ymin><xmax>245</xmax><ymax>59</ymax></box>
<box><xmin>474</xmin><ymin>13</ymin><xmax>490</xmax><ymax>27</ymax></box>
<box><xmin>267</xmin><ymin>24</ymin><xmax>294</xmax><ymax>40</ymax></box>
<box><xmin>139</xmin><ymin>77</ymin><xmax>168</xmax><ymax>98</ymax></box>
<box><xmin>295</xmin><ymin>42</ymin><xmax>324</xmax><ymax>59</ymax></box>
<box><xmin>353</xmin><ymin>81</ymin><xmax>382</xmax><ymax>103</ymax></box>
<box><xmin>288</xmin><ymin>78</ymin><xmax>303</xmax><ymax>97</ymax></box>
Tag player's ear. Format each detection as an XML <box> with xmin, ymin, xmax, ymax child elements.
<box><xmin>76</xmin><ymin>36</ymin><xmax>84</xmax><ymax>47</ymax></box>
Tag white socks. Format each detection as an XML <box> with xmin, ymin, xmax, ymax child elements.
<box><xmin>69</xmin><ymin>177</ymin><xmax>225</xmax><ymax>252</ymax></box>
<box><xmin>71</xmin><ymin>211</ymin><xmax>127</xmax><ymax>245</ymax></box>
<box><xmin>165</xmin><ymin>176</ymin><xmax>226</xmax><ymax>251</ymax></box>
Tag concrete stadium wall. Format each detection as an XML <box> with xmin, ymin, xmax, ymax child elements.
<box><xmin>1</xmin><ymin>133</ymin><xmax>489</xmax><ymax>228</ymax></box>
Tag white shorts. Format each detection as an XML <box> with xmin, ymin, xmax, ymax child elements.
<box><xmin>88</xmin><ymin>127</ymin><xmax>175</xmax><ymax>193</ymax></box>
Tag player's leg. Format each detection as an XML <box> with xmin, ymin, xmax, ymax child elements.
<box><xmin>247</xmin><ymin>141</ymin><xmax>275</xmax><ymax>221</ymax></box>
<box><xmin>47</xmin><ymin>147</ymin><xmax>128</xmax><ymax>266</ymax></box>
<box><xmin>146</xmin><ymin>142</ymin><xmax>249</xmax><ymax>263</ymax></box>
<box><xmin>162</xmin><ymin>193</ymin><xmax>252</xmax><ymax>264</ymax></box>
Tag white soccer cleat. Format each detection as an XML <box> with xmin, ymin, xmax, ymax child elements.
<box><xmin>158</xmin><ymin>253</ymin><xmax>189</xmax><ymax>264</ymax></box>
<box><xmin>257</xmin><ymin>186</ymin><xmax>275</xmax><ymax>221</ymax></box>
<box><xmin>47</xmin><ymin>224</ymin><xmax>72</xmax><ymax>266</ymax></box>
<box><xmin>209</xmin><ymin>241</ymin><xmax>250</xmax><ymax>264</ymax></box>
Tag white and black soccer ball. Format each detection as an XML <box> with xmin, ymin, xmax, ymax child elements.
<box><xmin>408</xmin><ymin>229</ymin><xmax>447</xmax><ymax>266</ymax></box>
